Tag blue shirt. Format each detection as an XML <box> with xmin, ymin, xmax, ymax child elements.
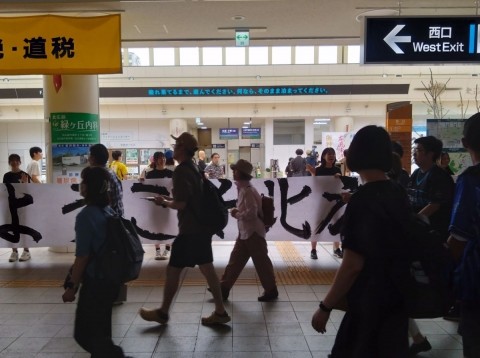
<box><xmin>75</xmin><ymin>205</ymin><xmax>111</xmax><ymax>278</ymax></box>
<box><xmin>449</xmin><ymin>164</ymin><xmax>480</xmax><ymax>302</ymax></box>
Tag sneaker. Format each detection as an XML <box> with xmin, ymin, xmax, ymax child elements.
<box><xmin>138</xmin><ymin>307</ymin><xmax>169</xmax><ymax>324</ymax></box>
<box><xmin>333</xmin><ymin>248</ymin><xmax>343</xmax><ymax>258</ymax></box>
<box><xmin>160</xmin><ymin>249</ymin><xmax>170</xmax><ymax>260</ymax></box>
<box><xmin>408</xmin><ymin>337</ymin><xmax>432</xmax><ymax>356</ymax></box>
<box><xmin>19</xmin><ymin>251</ymin><xmax>31</xmax><ymax>262</ymax></box>
<box><xmin>258</xmin><ymin>288</ymin><xmax>279</xmax><ymax>302</ymax></box>
<box><xmin>201</xmin><ymin>311</ymin><xmax>231</xmax><ymax>325</ymax></box>
<box><xmin>154</xmin><ymin>249</ymin><xmax>162</xmax><ymax>260</ymax></box>
<box><xmin>9</xmin><ymin>251</ymin><xmax>18</xmax><ymax>262</ymax></box>
<box><xmin>310</xmin><ymin>249</ymin><xmax>318</xmax><ymax>260</ymax></box>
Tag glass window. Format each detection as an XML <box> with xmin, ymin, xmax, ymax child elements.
<box><xmin>272</xmin><ymin>46</ymin><xmax>291</xmax><ymax>65</ymax></box>
<box><xmin>295</xmin><ymin>46</ymin><xmax>314</xmax><ymax>64</ymax></box>
<box><xmin>347</xmin><ymin>45</ymin><xmax>360</xmax><ymax>64</ymax></box>
<box><xmin>179</xmin><ymin>47</ymin><xmax>200</xmax><ymax>66</ymax></box>
<box><xmin>226</xmin><ymin>47</ymin><xmax>245</xmax><ymax>65</ymax></box>
<box><xmin>249</xmin><ymin>47</ymin><xmax>268</xmax><ymax>65</ymax></box>
<box><xmin>273</xmin><ymin>119</ymin><xmax>305</xmax><ymax>145</ymax></box>
<box><xmin>318</xmin><ymin>46</ymin><xmax>338</xmax><ymax>64</ymax></box>
<box><xmin>203</xmin><ymin>47</ymin><xmax>223</xmax><ymax>65</ymax></box>
<box><xmin>127</xmin><ymin>48</ymin><xmax>149</xmax><ymax>66</ymax></box>
<box><xmin>153</xmin><ymin>48</ymin><xmax>175</xmax><ymax>66</ymax></box>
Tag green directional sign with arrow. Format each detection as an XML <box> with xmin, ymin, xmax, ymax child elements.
<box><xmin>236</xmin><ymin>30</ymin><xmax>249</xmax><ymax>47</ymax></box>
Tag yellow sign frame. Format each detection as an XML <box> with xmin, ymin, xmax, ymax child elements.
<box><xmin>0</xmin><ymin>14</ymin><xmax>121</xmax><ymax>75</ymax></box>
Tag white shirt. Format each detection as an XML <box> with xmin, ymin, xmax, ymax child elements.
<box><xmin>232</xmin><ymin>181</ymin><xmax>266</xmax><ymax>240</ymax></box>
<box><xmin>26</xmin><ymin>159</ymin><xmax>41</xmax><ymax>178</ymax></box>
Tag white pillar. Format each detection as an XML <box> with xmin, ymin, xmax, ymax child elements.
<box><xmin>43</xmin><ymin>75</ymin><xmax>99</xmax><ymax>253</ymax></box>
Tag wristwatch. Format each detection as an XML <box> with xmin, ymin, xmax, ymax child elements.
<box><xmin>319</xmin><ymin>301</ymin><xmax>333</xmax><ymax>313</ymax></box>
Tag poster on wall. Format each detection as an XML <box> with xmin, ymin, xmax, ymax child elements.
<box><xmin>427</xmin><ymin>119</ymin><xmax>472</xmax><ymax>174</ymax></box>
<box><xmin>51</xmin><ymin>144</ymin><xmax>89</xmax><ymax>184</ymax></box>
<box><xmin>321</xmin><ymin>132</ymin><xmax>355</xmax><ymax>160</ymax></box>
<box><xmin>50</xmin><ymin>112</ymin><xmax>100</xmax><ymax>183</ymax></box>
<box><xmin>125</xmin><ymin>149</ymin><xmax>139</xmax><ymax>165</ymax></box>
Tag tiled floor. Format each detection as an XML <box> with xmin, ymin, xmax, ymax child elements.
<box><xmin>0</xmin><ymin>242</ymin><xmax>463</xmax><ymax>357</ymax></box>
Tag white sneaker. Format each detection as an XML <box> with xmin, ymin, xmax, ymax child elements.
<box><xmin>9</xmin><ymin>251</ymin><xmax>18</xmax><ymax>262</ymax></box>
<box><xmin>154</xmin><ymin>249</ymin><xmax>162</xmax><ymax>261</ymax></box>
<box><xmin>19</xmin><ymin>251</ymin><xmax>31</xmax><ymax>262</ymax></box>
<box><xmin>160</xmin><ymin>249</ymin><xmax>170</xmax><ymax>260</ymax></box>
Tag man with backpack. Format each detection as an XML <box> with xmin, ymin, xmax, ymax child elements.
<box><xmin>212</xmin><ymin>159</ymin><xmax>278</xmax><ymax>302</ymax></box>
<box><xmin>139</xmin><ymin>132</ymin><xmax>230</xmax><ymax>325</ymax></box>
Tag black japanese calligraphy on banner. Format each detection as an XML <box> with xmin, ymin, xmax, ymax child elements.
<box><xmin>0</xmin><ymin>177</ymin><xmax>351</xmax><ymax>247</ymax></box>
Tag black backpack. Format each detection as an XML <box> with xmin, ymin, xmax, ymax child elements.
<box><xmin>394</xmin><ymin>213</ymin><xmax>454</xmax><ymax>319</ymax></box>
<box><xmin>95</xmin><ymin>210</ymin><xmax>145</xmax><ymax>285</ymax></box>
<box><xmin>198</xmin><ymin>175</ymin><xmax>229</xmax><ymax>237</ymax></box>
<box><xmin>261</xmin><ymin>194</ymin><xmax>276</xmax><ymax>231</ymax></box>
<box><xmin>185</xmin><ymin>164</ymin><xmax>228</xmax><ymax>237</ymax></box>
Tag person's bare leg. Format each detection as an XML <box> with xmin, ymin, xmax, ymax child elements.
<box><xmin>199</xmin><ymin>263</ymin><xmax>226</xmax><ymax>314</ymax></box>
<box><xmin>333</xmin><ymin>242</ymin><xmax>340</xmax><ymax>250</ymax></box>
<box><xmin>160</xmin><ymin>265</ymin><xmax>183</xmax><ymax>313</ymax></box>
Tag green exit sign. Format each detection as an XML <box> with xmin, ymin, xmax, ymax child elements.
<box><xmin>236</xmin><ymin>31</ymin><xmax>249</xmax><ymax>47</ymax></box>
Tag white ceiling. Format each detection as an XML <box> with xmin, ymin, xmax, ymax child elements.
<box><xmin>4</xmin><ymin>1</ymin><xmax>480</xmax><ymax>47</ymax></box>
<box><xmin>2</xmin><ymin>0</ymin><xmax>480</xmax><ymax>126</ymax></box>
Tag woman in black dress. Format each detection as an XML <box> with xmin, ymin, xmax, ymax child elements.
<box><xmin>307</xmin><ymin>147</ymin><xmax>342</xmax><ymax>259</ymax></box>
<box><xmin>311</xmin><ymin>126</ymin><xmax>411</xmax><ymax>357</ymax></box>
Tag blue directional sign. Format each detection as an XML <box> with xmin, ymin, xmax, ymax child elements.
<box><xmin>364</xmin><ymin>16</ymin><xmax>480</xmax><ymax>64</ymax></box>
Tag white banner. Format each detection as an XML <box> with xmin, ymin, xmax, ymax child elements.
<box><xmin>0</xmin><ymin>176</ymin><xmax>355</xmax><ymax>248</ymax></box>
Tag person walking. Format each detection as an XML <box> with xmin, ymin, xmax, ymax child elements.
<box><xmin>407</xmin><ymin>136</ymin><xmax>455</xmax><ymax>356</ymax></box>
<box><xmin>447</xmin><ymin>113</ymin><xmax>480</xmax><ymax>358</ymax></box>
<box><xmin>62</xmin><ymin>166</ymin><xmax>126</xmax><ymax>357</ymax></box>
<box><xmin>139</xmin><ymin>132</ymin><xmax>231</xmax><ymax>325</ymax></box>
<box><xmin>311</xmin><ymin>126</ymin><xmax>411</xmax><ymax>357</ymax></box>
<box><xmin>215</xmin><ymin>159</ymin><xmax>278</xmax><ymax>302</ymax></box>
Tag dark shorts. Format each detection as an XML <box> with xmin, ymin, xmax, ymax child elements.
<box><xmin>169</xmin><ymin>233</ymin><xmax>213</xmax><ymax>268</ymax></box>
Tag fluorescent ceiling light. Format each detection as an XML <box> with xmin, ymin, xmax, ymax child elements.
<box><xmin>242</xmin><ymin>126</ymin><xmax>249</xmax><ymax>128</ymax></box>
<box><xmin>314</xmin><ymin>118</ymin><xmax>330</xmax><ymax>122</ymax></box>
<box><xmin>200</xmin><ymin>126</ymin><xmax>207</xmax><ymax>129</ymax></box>
<box><xmin>314</xmin><ymin>122</ymin><xmax>328</xmax><ymax>125</ymax></box>
<box><xmin>243</xmin><ymin>121</ymin><xmax>251</xmax><ymax>125</ymax></box>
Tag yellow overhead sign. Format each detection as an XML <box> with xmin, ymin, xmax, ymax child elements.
<box><xmin>0</xmin><ymin>14</ymin><xmax>122</xmax><ymax>75</ymax></box>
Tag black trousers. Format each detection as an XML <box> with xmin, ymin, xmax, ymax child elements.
<box><xmin>74</xmin><ymin>276</ymin><xmax>124</xmax><ymax>358</ymax></box>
